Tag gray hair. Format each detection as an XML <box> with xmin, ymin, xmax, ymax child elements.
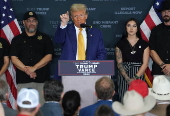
<box><xmin>0</xmin><ymin>79</ymin><xmax>8</xmax><ymax>102</ymax></box>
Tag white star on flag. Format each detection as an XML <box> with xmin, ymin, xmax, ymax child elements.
<box><xmin>3</xmin><ymin>6</ymin><xmax>6</xmax><ymax>9</ymax></box>
<box><xmin>156</xmin><ymin>2</ymin><xmax>159</xmax><ymax>6</ymax></box>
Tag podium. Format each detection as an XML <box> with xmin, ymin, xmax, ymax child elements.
<box><xmin>62</xmin><ymin>75</ymin><xmax>111</xmax><ymax>108</ymax></box>
<box><xmin>59</xmin><ymin>60</ymin><xmax>114</xmax><ymax>108</ymax></box>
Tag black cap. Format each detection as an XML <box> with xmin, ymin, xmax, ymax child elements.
<box><xmin>157</xmin><ymin>0</ymin><xmax>170</xmax><ymax>12</ymax></box>
<box><xmin>23</xmin><ymin>11</ymin><xmax>38</xmax><ymax>20</ymax></box>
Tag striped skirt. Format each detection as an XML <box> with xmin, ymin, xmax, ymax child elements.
<box><xmin>117</xmin><ymin>62</ymin><xmax>145</xmax><ymax>102</ymax></box>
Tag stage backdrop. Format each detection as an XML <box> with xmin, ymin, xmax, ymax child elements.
<box><xmin>10</xmin><ymin>0</ymin><xmax>155</xmax><ymax>99</ymax></box>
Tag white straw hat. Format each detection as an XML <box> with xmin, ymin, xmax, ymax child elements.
<box><xmin>112</xmin><ymin>90</ymin><xmax>156</xmax><ymax>115</ymax></box>
<box><xmin>149</xmin><ymin>75</ymin><xmax>170</xmax><ymax>100</ymax></box>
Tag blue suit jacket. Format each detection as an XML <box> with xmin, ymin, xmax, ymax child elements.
<box><xmin>40</xmin><ymin>103</ymin><xmax>63</xmax><ymax>116</ymax></box>
<box><xmin>79</xmin><ymin>100</ymin><xmax>119</xmax><ymax>116</ymax></box>
<box><xmin>54</xmin><ymin>23</ymin><xmax>106</xmax><ymax>60</ymax></box>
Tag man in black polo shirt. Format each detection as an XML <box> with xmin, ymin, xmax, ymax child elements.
<box><xmin>0</xmin><ymin>37</ymin><xmax>9</xmax><ymax>81</ymax></box>
<box><xmin>10</xmin><ymin>11</ymin><xmax>53</xmax><ymax>104</ymax></box>
<box><xmin>149</xmin><ymin>0</ymin><xmax>170</xmax><ymax>81</ymax></box>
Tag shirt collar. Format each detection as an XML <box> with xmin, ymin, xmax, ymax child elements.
<box><xmin>74</xmin><ymin>25</ymin><xmax>86</xmax><ymax>31</ymax></box>
<box><xmin>98</xmin><ymin>99</ymin><xmax>112</xmax><ymax>101</ymax></box>
<box><xmin>22</xmin><ymin>30</ymin><xmax>40</xmax><ymax>37</ymax></box>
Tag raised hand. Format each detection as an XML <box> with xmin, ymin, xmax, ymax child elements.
<box><xmin>60</xmin><ymin>11</ymin><xmax>69</xmax><ymax>26</ymax></box>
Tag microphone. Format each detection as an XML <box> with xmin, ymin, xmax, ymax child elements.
<box><xmin>80</xmin><ymin>23</ymin><xmax>92</xmax><ymax>28</ymax></box>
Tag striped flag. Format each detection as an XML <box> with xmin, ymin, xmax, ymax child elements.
<box><xmin>140</xmin><ymin>0</ymin><xmax>164</xmax><ymax>87</ymax></box>
<box><xmin>0</xmin><ymin>0</ymin><xmax>21</xmax><ymax>109</ymax></box>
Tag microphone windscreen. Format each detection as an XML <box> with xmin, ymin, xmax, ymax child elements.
<box><xmin>80</xmin><ymin>23</ymin><xmax>92</xmax><ymax>28</ymax></box>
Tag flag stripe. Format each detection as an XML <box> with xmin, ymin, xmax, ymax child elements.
<box><xmin>140</xmin><ymin>29</ymin><xmax>148</xmax><ymax>42</ymax></box>
<box><xmin>0</xmin><ymin>0</ymin><xmax>21</xmax><ymax>109</ymax></box>
<box><xmin>140</xmin><ymin>21</ymin><xmax>151</xmax><ymax>40</ymax></box>
<box><xmin>140</xmin><ymin>0</ymin><xmax>165</xmax><ymax>87</ymax></box>
<box><xmin>2</xmin><ymin>25</ymin><xmax>14</xmax><ymax>43</ymax></box>
<box><xmin>8</xmin><ymin>19</ymin><xmax>21</xmax><ymax>37</ymax></box>
<box><xmin>14</xmin><ymin>19</ymin><xmax>22</xmax><ymax>33</ymax></box>
<box><xmin>145</xmin><ymin>14</ymin><xmax>156</xmax><ymax>30</ymax></box>
<box><xmin>149</xmin><ymin>7</ymin><xmax>162</xmax><ymax>26</ymax></box>
<box><xmin>0</xmin><ymin>29</ymin><xmax>8</xmax><ymax>41</ymax></box>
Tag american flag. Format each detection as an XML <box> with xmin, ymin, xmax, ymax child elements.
<box><xmin>0</xmin><ymin>0</ymin><xmax>21</xmax><ymax>108</ymax></box>
<box><xmin>140</xmin><ymin>0</ymin><xmax>164</xmax><ymax>87</ymax></box>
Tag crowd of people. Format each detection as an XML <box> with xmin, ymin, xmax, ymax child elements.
<box><xmin>1</xmin><ymin>75</ymin><xmax>170</xmax><ymax>116</ymax></box>
<box><xmin>0</xmin><ymin>0</ymin><xmax>170</xmax><ymax>116</ymax></box>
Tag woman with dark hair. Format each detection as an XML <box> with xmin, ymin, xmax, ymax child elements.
<box><xmin>115</xmin><ymin>18</ymin><xmax>149</xmax><ymax>102</ymax></box>
<box><xmin>94</xmin><ymin>105</ymin><xmax>114</xmax><ymax>116</ymax></box>
<box><xmin>62</xmin><ymin>90</ymin><xmax>81</xmax><ymax>116</ymax></box>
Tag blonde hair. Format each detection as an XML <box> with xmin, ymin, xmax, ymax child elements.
<box><xmin>70</xmin><ymin>3</ymin><xmax>88</xmax><ymax>15</ymax></box>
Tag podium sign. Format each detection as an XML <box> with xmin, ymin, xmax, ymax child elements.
<box><xmin>58</xmin><ymin>60</ymin><xmax>114</xmax><ymax>76</ymax></box>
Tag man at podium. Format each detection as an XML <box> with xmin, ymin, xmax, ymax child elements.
<box><xmin>54</xmin><ymin>3</ymin><xmax>106</xmax><ymax>80</ymax></box>
<box><xmin>54</xmin><ymin>3</ymin><xmax>108</xmax><ymax>108</ymax></box>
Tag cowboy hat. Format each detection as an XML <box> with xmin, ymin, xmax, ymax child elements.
<box><xmin>156</xmin><ymin>0</ymin><xmax>170</xmax><ymax>12</ymax></box>
<box><xmin>149</xmin><ymin>75</ymin><xmax>170</xmax><ymax>100</ymax></box>
<box><xmin>112</xmin><ymin>90</ymin><xmax>156</xmax><ymax>115</ymax></box>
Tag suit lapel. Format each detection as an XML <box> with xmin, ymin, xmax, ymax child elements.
<box><xmin>69</xmin><ymin>24</ymin><xmax>77</xmax><ymax>55</ymax></box>
<box><xmin>86</xmin><ymin>28</ymin><xmax>92</xmax><ymax>60</ymax></box>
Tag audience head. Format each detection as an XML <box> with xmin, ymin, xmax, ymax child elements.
<box><xmin>23</xmin><ymin>11</ymin><xmax>38</xmax><ymax>21</ymax></box>
<box><xmin>95</xmin><ymin>77</ymin><xmax>115</xmax><ymax>100</ymax></box>
<box><xmin>149</xmin><ymin>75</ymin><xmax>170</xmax><ymax>100</ymax></box>
<box><xmin>156</xmin><ymin>0</ymin><xmax>170</xmax><ymax>22</ymax></box>
<box><xmin>95</xmin><ymin>105</ymin><xmax>114</xmax><ymax>116</ymax></box>
<box><xmin>122</xmin><ymin>18</ymin><xmax>141</xmax><ymax>39</ymax></box>
<box><xmin>112</xmin><ymin>90</ymin><xmax>156</xmax><ymax>116</ymax></box>
<box><xmin>62</xmin><ymin>90</ymin><xmax>81</xmax><ymax>116</ymax></box>
<box><xmin>23</xmin><ymin>11</ymin><xmax>38</xmax><ymax>33</ymax></box>
<box><xmin>70</xmin><ymin>3</ymin><xmax>88</xmax><ymax>28</ymax></box>
<box><xmin>128</xmin><ymin>79</ymin><xmax>148</xmax><ymax>97</ymax></box>
<box><xmin>43</xmin><ymin>79</ymin><xmax>63</xmax><ymax>102</ymax></box>
<box><xmin>17</xmin><ymin>88</ymin><xmax>40</xmax><ymax>114</ymax></box>
<box><xmin>0</xmin><ymin>79</ymin><xmax>8</xmax><ymax>102</ymax></box>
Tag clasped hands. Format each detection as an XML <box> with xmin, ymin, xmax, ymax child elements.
<box><xmin>24</xmin><ymin>66</ymin><xmax>37</xmax><ymax>79</ymax></box>
<box><xmin>161</xmin><ymin>64</ymin><xmax>170</xmax><ymax>76</ymax></box>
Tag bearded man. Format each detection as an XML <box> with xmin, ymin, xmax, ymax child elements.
<box><xmin>149</xmin><ymin>0</ymin><xmax>170</xmax><ymax>81</ymax></box>
<box><xmin>10</xmin><ymin>11</ymin><xmax>53</xmax><ymax>104</ymax></box>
